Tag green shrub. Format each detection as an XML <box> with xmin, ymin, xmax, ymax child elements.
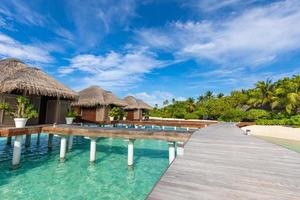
<box><xmin>243</xmin><ymin>109</ymin><xmax>270</xmax><ymax>122</ymax></box>
<box><xmin>256</xmin><ymin>115</ymin><xmax>300</xmax><ymax>127</ymax></box>
<box><xmin>184</xmin><ymin>112</ymin><xmax>199</xmax><ymax>120</ymax></box>
<box><xmin>218</xmin><ymin>109</ymin><xmax>245</xmax><ymax>122</ymax></box>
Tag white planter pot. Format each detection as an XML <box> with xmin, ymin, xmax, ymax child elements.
<box><xmin>66</xmin><ymin>117</ymin><xmax>74</xmax><ymax>125</ymax></box>
<box><xmin>14</xmin><ymin>118</ymin><xmax>28</xmax><ymax>128</ymax></box>
<box><xmin>109</xmin><ymin>116</ymin><xmax>114</xmax><ymax>121</ymax></box>
<box><xmin>123</xmin><ymin>117</ymin><xmax>126</xmax><ymax>121</ymax></box>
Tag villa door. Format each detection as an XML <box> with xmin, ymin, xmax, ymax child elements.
<box><xmin>127</xmin><ymin>110</ymin><xmax>134</xmax><ymax>121</ymax></box>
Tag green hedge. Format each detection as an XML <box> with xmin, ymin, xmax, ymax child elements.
<box><xmin>242</xmin><ymin>109</ymin><xmax>270</xmax><ymax>122</ymax></box>
<box><xmin>256</xmin><ymin>115</ymin><xmax>300</xmax><ymax>127</ymax></box>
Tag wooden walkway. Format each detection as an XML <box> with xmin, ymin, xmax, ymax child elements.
<box><xmin>148</xmin><ymin>123</ymin><xmax>300</xmax><ymax>200</ymax></box>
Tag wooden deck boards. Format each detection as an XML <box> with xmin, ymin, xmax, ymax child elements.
<box><xmin>0</xmin><ymin>125</ymin><xmax>192</xmax><ymax>142</ymax></box>
<box><xmin>148</xmin><ymin>123</ymin><xmax>300</xmax><ymax>200</ymax></box>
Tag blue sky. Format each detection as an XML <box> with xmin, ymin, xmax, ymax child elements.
<box><xmin>1</xmin><ymin>0</ymin><xmax>300</xmax><ymax>106</ymax></box>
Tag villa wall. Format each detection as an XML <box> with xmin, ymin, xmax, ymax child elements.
<box><xmin>134</xmin><ymin>109</ymin><xmax>142</xmax><ymax>120</ymax></box>
<box><xmin>0</xmin><ymin>94</ymin><xmax>4</xmax><ymax>126</ymax></box>
<box><xmin>96</xmin><ymin>106</ymin><xmax>110</xmax><ymax>121</ymax></box>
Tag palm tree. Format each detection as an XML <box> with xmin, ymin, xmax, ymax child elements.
<box><xmin>163</xmin><ymin>100</ymin><xmax>169</xmax><ymax>106</ymax></box>
<box><xmin>272</xmin><ymin>76</ymin><xmax>300</xmax><ymax>114</ymax></box>
<box><xmin>172</xmin><ymin>98</ymin><xmax>176</xmax><ymax>104</ymax></box>
<box><xmin>205</xmin><ymin>91</ymin><xmax>214</xmax><ymax>99</ymax></box>
<box><xmin>217</xmin><ymin>93</ymin><xmax>224</xmax><ymax>99</ymax></box>
<box><xmin>247</xmin><ymin>79</ymin><xmax>274</xmax><ymax>110</ymax></box>
<box><xmin>197</xmin><ymin>95</ymin><xmax>205</xmax><ymax>103</ymax></box>
<box><xmin>186</xmin><ymin>97</ymin><xmax>196</xmax><ymax>113</ymax></box>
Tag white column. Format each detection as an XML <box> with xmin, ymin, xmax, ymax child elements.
<box><xmin>90</xmin><ymin>137</ymin><xmax>96</xmax><ymax>163</ymax></box>
<box><xmin>128</xmin><ymin>139</ymin><xmax>135</xmax><ymax>166</ymax></box>
<box><xmin>162</xmin><ymin>126</ymin><xmax>165</xmax><ymax>130</ymax></box>
<box><xmin>36</xmin><ymin>133</ymin><xmax>41</xmax><ymax>145</ymax></box>
<box><xmin>67</xmin><ymin>135</ymin><xmax>74</xmax><ymax>151</ymax></box>
<box><xmin>6</xmin><ymin>136</ymin><xmax>12</xmax><ymax>145</ymax></box>
<box><xmin>177</xmin><ymin>141</ymin><xmax>184</xmax><ymax>156</ymax></box>
<box><xmin>168</xmin><ymin>141</ymin><xmax>175</xmax><ymax>164</ymax></box>
<box><xmin>12</xmin><ymin>135</ymin><xmax>23</xmax><ymax>166</ymax></box>
<box><xmin>60</xmin><ymin>136</ymin><xmax>67</xmax><ymax>161</ymax></box>
<box><xmin>25</xmin><ymin>135</ymin><xmax>31</xmax><ymax>147</ymax></box>
<box><xmin>48</xmin><ymin>134</ymin><xmax>53</xmax><ymax>149</ymax></box>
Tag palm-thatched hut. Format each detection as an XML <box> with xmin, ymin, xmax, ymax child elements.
<box><xmin>72</xmin><ymin>86</ymin><xmax>127</xmax><ymax>122</ymax></box>
<box><xmin>123</xmin><ymin>96</ymin><xmax>152</xmax><ymax>121</ymax></box>
<box><xmin>0</xmin><ymin>58</ymin><xmax>77</xmax><ymax>126</ymax></box>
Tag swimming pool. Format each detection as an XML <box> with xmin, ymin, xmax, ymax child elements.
<box><xmin>0</xmin><ymin>134</ymin><xmax>169</xmax><ymax>199</ymax></box>
<box><xmin>83</xmin><ymin>123</ymin><xmax>195</xmax><ymax>132</ymax></box>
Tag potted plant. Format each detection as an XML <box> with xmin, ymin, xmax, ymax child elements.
<box><xmin>108</xmin><ymin>107</ymin><xmax>120</xmax><ymax>121</ymax></box>
<box><xmin>66</xmin><ymin>109</ymin><xmax>78</xmax><ymax>125</ymax></box>
<box><xmin>143</xmin><ymin>112</ymin><xmax>149</xmax><ymax>120</ymax></box>
<box><xmin>0</xmin><ymin>96</ymin><xmax>38</xmax><ymax>128</ymax></box>
<box><xmin>123</xmin><ymin>112</ymin><xmax>128</xmax><ymax>121</ymax></box>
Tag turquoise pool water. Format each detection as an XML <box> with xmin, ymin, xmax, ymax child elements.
<box><xmin>0</xmin><ymin>135</ymin><xmax>169</xmax><ymax>200</ymax></box>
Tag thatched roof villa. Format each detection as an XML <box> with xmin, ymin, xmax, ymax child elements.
<box><xmin>0</xmin><ymin>58</ymin><xmax>77</xmax><ymax>126</ymax></box>
<box><xmin>123</xmin><ymin>96</ymin><xmax>152</xmax><ymax>120</ymax></box>
<box><xmin>72</xmin><ymin>86</ymin><xmax>127</xmax><ymax>122</ymax></box>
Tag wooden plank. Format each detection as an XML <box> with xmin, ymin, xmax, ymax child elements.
<box><xmin>42</xmin><ymin>125</ymin><xmax>192</xmax><ymax>142</ymax></box>
<box><xmin>148</xmin><ymin>123</ymin><xmax>300</xmax><ymax>200</ymax></box>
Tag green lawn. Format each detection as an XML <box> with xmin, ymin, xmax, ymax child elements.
<box><xmin>257</xmin><ymin>136</ymin><xmax>300</xmax><ymax>153</ymax></box>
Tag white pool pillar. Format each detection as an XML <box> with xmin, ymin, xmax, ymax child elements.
<box><xmin>90</xmin><ymin>137</ymin><xmax>97</xmax><ymax>163</ymax></box>
<box><xmin>168</xmin><ymin>141</ymin><xmax>175</xmax><ymax>164</ymax></box>
<box><xmin>6</xmin><ymin>136</ymin><xmax>12</xmax><ymax>145</ymax></box>
<box><xmin>67</xmin><ymin>135</ymin><xmax>74</xmax><ymax>151</ymax></box>
<box><xmin>36</xmin><ymin>133</ymin><xmax>41</xmax><ymax>145</ymax></box>
<box><xmin>12</xmin><ymin>135</ymin><xmax>23</xmax><ymax>166</ymax></box>
<box><xmin>60</xmin><ymin>136</ymin><xmax>67</xmax><ymax>161</ymax></box>
<box><xmin>176</xmin><ymin>141</ymin><xmax>184</xmax><ymax>156</ymax></box>
<box><xmin>25</xmin><ymin>135</ymin><xmax>31</xmax><ymax>147</ymax></box>
<box><xmin>128</xmin><ymin>139</ymin><xmax>135</xmax><ymax>166</ymax></box>
<box><xmin>48</xmin><ymin>134</ymin><xmax>53</xmax><ymax>149</ymax></box>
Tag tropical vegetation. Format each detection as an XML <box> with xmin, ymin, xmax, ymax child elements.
<box><xmin>150</xmin><ymin>75</ymin><xmax>300</xmax><ymax>126</ymax></box>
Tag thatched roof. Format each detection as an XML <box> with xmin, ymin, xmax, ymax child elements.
<box><xmin>0</xmin><ymin>58</ymin><xmax>77</xmax><ymax>99</ymax></box>
<box><xmin>72</xmin><ymin>86</ymin><xmax>127</xmax><ymax>107</ymax></box>
<box><xmin>124</xmin><ymin>96</ymin><xmax>153</xmax><ymax>110</ymax></box>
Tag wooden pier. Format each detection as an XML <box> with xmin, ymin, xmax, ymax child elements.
<box><xmin>0</xmin><ymin>124</ymin><xmax>193</xmax><ymax>166</ymax></box>
<box><xmin>147</xmin><ymin>123</ymin><xmax>300</xmax><ymax>200</ymax></box>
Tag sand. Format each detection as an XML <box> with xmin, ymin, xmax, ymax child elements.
<box><xmin>241</xmin><ymin>125</ymin><xmax>300</xmax><ymax>141</ymax></box>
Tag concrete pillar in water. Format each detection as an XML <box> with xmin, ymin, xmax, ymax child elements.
<box><xmin>60</xmin><ymin>136</ymin><xmax>67</xmax><ymax>161</ymax></box>
<box><xmin>168</xmin><ymin>141</ymin><xmax>175</xmax><ymax>164</ymax></box>
<box><xmin>90</xmin><ymin>137</ymin><xmax>96</xmax><ymax>163</ymax></box>
<box><xmin>67</xmin><ymin>135</ymin><xmax>74</xmax><ymax>151</ymax></box>
<box><xmin>177</xmin><ymin>141</ymin><xmax>184</xmax><ymax>156</ymax></box>
<box><xmin>25</xmin><ymin>135</ymin><xmax>31</xmax><ymax>147</ymax></box>
<box><xmin>48</xmin><ymin>134</ymin><xmax>53</xmax><ymax>149</ymax></box>
<box><xmin>36</xmin><ymin>133</ymin><xmax>41</xmax><ymax>145</ymax></box>
<box><xmin>12</xmin><ymin>135</ymin><xmax>23</xmax><ymax>166</ymax></box>
<box><xmin>6</xmin><ymin>136</ymin><xmax>12</xmax><ymax>145</ymax></box>
<box><xmin>128</xmin><ymin>139</ymin><xmax>135</xmax><ymax>166</ymax></box>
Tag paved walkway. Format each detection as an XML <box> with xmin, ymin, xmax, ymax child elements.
<box><xmin>148</xmin><ymin>123</ymin><xmax>300</xmax><ymax>200</ymax></box>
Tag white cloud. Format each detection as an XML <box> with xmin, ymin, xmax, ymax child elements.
<box><xmin>0</xmin><ymin>33</ymin><xmax>53</xmax><ymax>63</ymax></box>
<box><xmin>0</xmin><ymin>0</ymin><xmax>47</xmax><ymax>26</ymax></box>
<box><xmin>64</xmin><ymin>0</ymin><xmax>136</xmax><ymax>48</ymax></box>
<box><xmin>137</xmin><ymin>0</ymin><xmax>300</xmax><ymax>67</ymax></box>
<box><xmin>59</xmin><ymin>48</ymin><xmax>171</xmax><ymax>91</ymax></box>
<box><xmin>128</xmin><ymin>91</ymin><xmax>186</xmax><ymax>107</ymax></box>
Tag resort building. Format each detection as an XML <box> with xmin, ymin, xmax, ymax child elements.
<box><xmin>0</xmin><ymin>58</ymin><xmax>78</xmax><ymax>126</ymax></box>
<box><xmin>123</xmin><ymin>96</ymin><xmax>152</xmax><ymax>121</ymax></box>
<box><xmin>72</xmin><ymin>86</ymin><xmax>127</xmax><ymax>122</ymax></box>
